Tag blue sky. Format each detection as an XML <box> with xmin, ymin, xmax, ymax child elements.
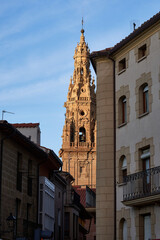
<box><xmin>0</xmin><ymin>0</ymin><xmax>159</xmax><ymax>155</ymax></box>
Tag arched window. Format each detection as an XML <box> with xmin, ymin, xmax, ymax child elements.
<box><xmin>119</xmin><ymin>96</ymin><xmax>127</xmax><ymax>125</ymax></box>
<box><xmin>79</xmin><ymin>127</ymin><xmax>86</xmax><ymax>142</ymax></box>
<box><xmin>119</xmin><ymin>155</ymin><xmax>127</xmax><ymax>183</ymax></box>
<box><xmin>119</xmin><ymin>218</ymin><xmax>127</xmax><ymax>240</ymax></box>
<box><xmin>139</xmin><ymin>83</ymin><xmax>149</xmax><ymax>115</ymax></box>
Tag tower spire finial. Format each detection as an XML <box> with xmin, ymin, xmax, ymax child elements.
<box><xmin>81</xmin><ymin>17</ymin><xmax>84</xmax><ymax>34</ymax></box>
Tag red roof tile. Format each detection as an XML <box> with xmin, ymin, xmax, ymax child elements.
<box><xmin>73</xmin><ymin>187</ymin><xmax>86</xmax><ymax>207</ymax></box>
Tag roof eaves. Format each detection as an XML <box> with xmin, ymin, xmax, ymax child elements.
<box><xmin>12</xmin><ymin>123</ymin><xmax>39</xmax><ymax>128</ymax></box>
<box><xmin>0</xmin><ymin>121</ymin><xmax>47</xmax><ymax>159</ymax></box>
<box><xmin>110</xmin><ymin>11</ymin><xmax>160</xmax><ymax>55</ymax></box>
<box><xmin>90</xmin><ymin>48</ymin><xmax>111</xmax><ymax>73</ymax></box>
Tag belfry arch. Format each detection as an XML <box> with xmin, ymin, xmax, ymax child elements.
<box><xmin>79</xmin><ymin>127</ymin><xmax>86</xmax><ymax>142</ymax></box>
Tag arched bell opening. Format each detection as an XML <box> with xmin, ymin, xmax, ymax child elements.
<box><xmin>79</xmin><ymin>127</ymin><xmax>86</xmax><ymax>142</ymax></box>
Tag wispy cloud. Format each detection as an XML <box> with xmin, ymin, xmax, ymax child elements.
<box><xmin>0</xmin><ymin>45</ymin><xmax>74</xmax><ymax>86</ymax></box>
<box><xmin>0</xmin><ymin>71</ymin><xmax>70</xmax><ymax>104</ymax></box>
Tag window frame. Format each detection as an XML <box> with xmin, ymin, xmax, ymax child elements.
<box><xmin>119</xmin><ymin>155</ymin><xmax>127</xmax><ymax>184</ymax></box>
<box><xmin>118</xmin><ymin>58</ymin><xmax>126</xmax><ymax>74</ymax></box>
<box><xmin>138</xmin><ymin>44</ymin><xmax>147</xmax><ymax>62</ymax></box>
<box><xmin>16</xmin><ymin>152</ymin><xmax>22</xmax><ymax>192</ymax></box>
<box><xmin>118</xmin><ymin>96</ymin><xmax>127</xmax><ymax>127</ymax></box>
<box><xmin>139</xmin><ymin>83</ymin><xmax>149</xmax><ymax>117</ymax></box>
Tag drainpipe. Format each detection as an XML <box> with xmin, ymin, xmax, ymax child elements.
<box><xmin>109</xmin><ymin>56</ymin><xmax>116</xmax><ymax>240</ymax></box>
<box><xmin>0</xmin><ymin>129</ymin><xmax>16</xmax><ymax>238</ymax></box>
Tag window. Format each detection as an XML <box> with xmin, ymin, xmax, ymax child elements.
<box><xmin>138</xmin><ymin>44</ymin><xmax>147</xmax><ymax>60</ymax></box>
<box><xmin>17</xmin><ymin>152</ymin><xmax>22</xmax><ymax>192</ymax></box>
<box><xmin>143</xmin><ymin>85</ymin><xmax>149</xmax><ymax>113</ymax></box>
<box><xmin>64</xmin><ymin>212</ymin><xmax>70</xmax><ymax>237</ymax></box>
<box><xmin>118</xmin><ymin>58</ymin><xmax>126</xmax><ymax>73</ymax></box>
<box><xmin>26</xmin><ymin>203</ymin><xmax>31</xmax><ymax>236</ymax></box>
<box><xmin>144</xmin><ymin>214</ymin><xmax>151</xmax><ymax>240</ymax></box>
<box><xmin>119</xmin><ymin>218</ymin><xmax>127</xmax><ymax>240</ymax></box>
<box><xmin>73</xmin><ymin>214</ymin><xmax>78</xmax><ymax>240</ymax></box>
<box><xmin>119</xmin><ymin>155</ymin><xmax>127</xmax><ymax>183</ymax></box>
<box><xmin>139</xmin><ymin>214</ymin><xmax>151</xmax><ymax>240</ymax></box>
<box><xmin>58</xmin><ymin>209</ymin><xmax>61</xmax><ymax>240</ymax></box>
<box><xmin>79</xmin><ymin>127</ymin><xmax>86</xmax><ymax>142</ymax></box>
<box><xmin>139</xmin><ymin>84</ymin><xmax>149</xmax><ymax>116</ymax></box>
<box><xmin>28</xmin><ymin>160</ymin><xmax>32</xmax><ymax>196</ymax></box>
<box><xmin>15</xmin><ymin>198</ymin><xmax>21</xmax><ymax>235</ymax></box>
<box><xmin>141</xmin><ymin>147</ymin><xmax>151</xmax><ymax>194</ymax></box>
<box><xmin>119</xmin><ymin>96</ymin><xmax>127</xmax><ymax>125</ymax></box>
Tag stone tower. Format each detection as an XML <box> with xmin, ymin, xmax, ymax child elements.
<box><xmin>59</xmin><ymin>26</ymin><xmax>96</xmax><ymax>187</ymax></box>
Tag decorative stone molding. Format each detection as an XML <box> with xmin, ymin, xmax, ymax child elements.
<box><xmin>116</xmin><ymin>146</ymin><xmax>131</xmax><ymax>184</ymax></box>
<box><xmin>135</xmin><ymin>137</ymin><xmax>154</xmax><ymax>172</ymax></box>
<box><xmin>117</xmin><ymin>208</ymin><xmax>131</xmax><ymax>240</ymax></box>
<box><xmin>134</xmin><ymin>37</ymin><xmax>151</xmax><ymax>62</ymax></box>
<box><xmin>135</xmin><ymin>72</ymin><xmax>152</xmax><ymax>118</ymax></box>
<box><xmin>116</xmin><ymin>85</ymin><xmax>130</xmax><ymax>127</ymax></box>
<box><xmin>116</xmin><ymin>52</ymin><xmax>129</xmax><ymax>75</ymax></box>
<box><xmin>135</xmin><ymin>206</ymin><xmax>156</xmax><ymax>240</ymax></box>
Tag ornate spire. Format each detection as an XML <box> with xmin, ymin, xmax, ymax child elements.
<box><xmin>72</xmin><ymin>20</ymin><xmax>90</xmax><ymax>86</ymax></box>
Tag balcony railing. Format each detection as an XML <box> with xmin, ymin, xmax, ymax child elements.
<box><xmin>123</xmin><ymin>166</ymin><xmax>160</xmax><ymax>203</ymax></box>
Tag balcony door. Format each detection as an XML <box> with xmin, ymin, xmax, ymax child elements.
<box><xmin>141</xmin><ymin>148</ymin><xmax>151</xmax><ymax>194</ymax></box>
<box><xmin>144</xmin><ymin>215</ymin><xmax>151</xmax><ymax>240</ymax></box>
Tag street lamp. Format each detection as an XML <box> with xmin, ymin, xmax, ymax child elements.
<box><xmin>6</xmin><ymin>213</ymin><xmax>16</xmax><ymax>239</ymax></box>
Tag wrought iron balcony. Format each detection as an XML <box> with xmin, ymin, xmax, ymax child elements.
<box><xmin>123</xmin><ymin>166</ymin><xmax>160</xmax><ymax>206</ymax></box>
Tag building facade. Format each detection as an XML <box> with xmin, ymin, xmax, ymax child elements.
<box><xmin>90</xmin><ymin>12</ymin><xmax>160</xmax><ymax>240</ymax></box>
<box><xmin>0</xmin><ymin>121</ymin><xmax>47</xmax><ymax>239</ymax></box>
<box><xmin>59</xmin><ymin>27</ymin><xmax>96</xmax><ymax>188</ymax></box>
<box><xmin>12</xmin><ymin>123</ymin><xmax>41</xmax><ymax>145</ymax></box>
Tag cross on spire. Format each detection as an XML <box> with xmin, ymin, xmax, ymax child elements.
<box><xmin>81</xmin><ymin>17</ymin><xmax>84</xmax><ymax>33</ymax></box>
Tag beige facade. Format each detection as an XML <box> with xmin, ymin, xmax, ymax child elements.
<box><xmin>59</xmin><ymin>28</ymin><xmax>96</xmax><ymax>187</ymax></box>
<box><xmin>91</xmin><ymin>12</ymin><xmax>160</xmax><ymax>240</ymax></box>
<box><xmin>13</xmin><ymin>123</ymin><xmax>41</xmax><ymax>145</ymax></box>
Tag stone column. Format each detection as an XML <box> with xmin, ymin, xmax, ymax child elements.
<box><xmin>96</xmin><ymin>57</ymin><xmax>115</xmax><ymax>240</ymax></box>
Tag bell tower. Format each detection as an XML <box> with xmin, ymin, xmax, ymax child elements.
<box><xmin>59</xmin><ymin>24</ymin><xmax>96</xmax><ymax>187</ymax></box>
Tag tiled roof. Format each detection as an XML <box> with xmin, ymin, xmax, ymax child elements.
<box><xmin>74</xmin><ymin>187</ymin><xmax>86</xmax><ymax>207</ymax></box>
<box><xmin>12</xmin><ymin>123</ymin><xmax>39</xmax><ymax>128</ymax></box>
<box><xmin>110</xmin><ymin>11</ymin><xmax>160</xmax><ymax>54</ymax></box>
<box><xmin>0</xmin><ymin>121</ymin><xmax>47</xmax><ymax>158</ymax></box>
<box><xmin>40</xmin><ymin>145</ymin><xmax>62</xmax><ymax>168</ymax></box>
<box><xmin>73</xmin><ymin>186</ymin><xmax>96</xmax><ymax>207</ymax></box>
